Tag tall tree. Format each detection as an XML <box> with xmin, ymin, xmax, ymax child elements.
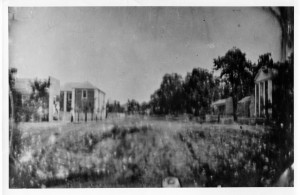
<box><xmin>150</xmin><ymin>73</ymin><xmax>184</xmax><ymax>115</ymax></box>
<box><xmin>213</xmin><ymin>47</ymin><xmax>252</xmax><ymax>121</ymax></box>
<box><xmin>183</xmin><ymin>68</ymin><xmax>215</xmax><ymax>116</ymax></box>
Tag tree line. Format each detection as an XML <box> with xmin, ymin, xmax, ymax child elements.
<box><xmin>149</xmin><ymin>47</ymin><xmax>293</xmax><ymax>125</ymax></box>
<box><xmin>105</xmin><ymin>47</ymin><xmax>292</xmax><ymax>126</ymax></box>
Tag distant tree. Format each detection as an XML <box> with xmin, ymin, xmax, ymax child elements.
<box><xmin>30</xmin><ymin>78</ymin><xmax>50</xmax><ymax>102</ymax></box>
<box><xmin>150</xmin><ymin>89</ymin><xmax>163</xmax><ymax>114</ymax></box>
<box><xmin>183</xmin><ymin>68</ymin><xmax>215</xmax><ymax>116</ymax></box>
<box><xmin>106</xmin><ymin>100</ymin><xmax>123</xmax><ymax>113</ymax></box>
<box><xmin>213</xmin><ymin>47</ymin><xmax>253</xmax><ymax>121</ymax></box>
<box><xmin>127</xmin><ymin>99</ymin><xmax>140</xmax><ymax>114</ymax></box>
<box><xmin>140</xmin><ymin>102</ymin><xmax>150</xmax><ymax>115</ymax></box>
<box><xmin>28</xmin><ymin>78</ymin><xmax>50</xmax><ymax>121</ymax></box>
<box><xmin>150</xmin><ymin>73</ymin><xmax>184</xmax><ymax>115</ymax></box>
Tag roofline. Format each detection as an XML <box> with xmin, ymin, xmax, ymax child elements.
<box><xmin>97</xmin><ymin>88</ymin><xmax>106</xmax><ymax>95</ymax></box>
<box><xmin>254</xmin><ymin>67</ymin><xmax>274</xmax><ymax>82</ymax></box>
<box><xmin>61</xmin><ymin>87</ymin><xmax>105</xmax><ymax>94</ymax></box>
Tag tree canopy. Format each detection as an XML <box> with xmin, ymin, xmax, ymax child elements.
<box><xmin>183</xmin><ymin>68</ymin><xmax>216</xmax><ymax>116</ymax></box>
<box><xmin>150</xmin><ymin>73</ymin><xmax>184</xmax><ymax>115</ymax></box>
<box><xmin>213</xmin><ymin>47</ymin><xmax>253</xmax><ymax>120</ymax></box>
<box><xmin>150</xmin><ymin>70</ymin><xmax>222</xmax><ymax>116</ymax></box>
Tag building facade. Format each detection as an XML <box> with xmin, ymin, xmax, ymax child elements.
<box><xmin>14</xmin><ymin>77</ymin><xmax>105</xmax><ymax>122</ymax></box>
<box><xmin>211</xmin><ymin>97</ymin><xmax>233</xmax><ymax>116</ymax></box>
<box><xmin>60</xmin><ymin>81</ymin><xmax>106</xmax><ymax>122</ymax></box>
<box><xmin>254</xmin><ymin>68</ymin><xmax>276</xmax><ymax>118</ymax></box>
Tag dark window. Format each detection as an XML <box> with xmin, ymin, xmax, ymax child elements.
<box><xmin>67</xmin><ymin>92</ymin><xmax>72</xmax><ymax>100</ymax></box>
<box><xmin>67</xmin><ymin>92</ymin><xmax>72</xmax><ymax>112</ymax></box>
<box><xmin>60</xmin><ymin>92</ymin><xmax>64</xmax><ymax>111</ymax></box>
<box><xmin>82</xmin><ymin>90</ymin><xmax>87</xmax><ymax>99</ymax></box>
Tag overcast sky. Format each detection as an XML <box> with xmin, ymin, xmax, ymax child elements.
<box><xmin>9</xmin><ymin>7</ymin><xmax>281</xmax><ymax>104</ymax></box>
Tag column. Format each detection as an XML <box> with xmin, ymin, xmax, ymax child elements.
<box><xmin>63</xmin><ymin>91</ymin><xmax>67</xmax><ymax>112</ymax></box>
<box><xmin>94</xmin><ymin>89</ymin><xmax>98</xmax><ymax>120</ymax></box>
<box><xmin>258</xmin><ymin>82</ymin><xmax>261</xmax><ymax>117</ymax></box>
<box><xmin>71</xmin><ymin>88</ymin><xmax>75</xmax><ymax>119</ymax></box>
<box><xmin>254</xmin><ymin>84</ymin><xmax>257</xmax><ymax>117</ymax></box>
<box><xmin>263</xmin><ymin>81</ymin><xmax>266</xmax><ymax>116</ymax></box>
<box><xmin>102</xmin><ymin>93</ymin><xmax>106</xmax><ymax>119</ymax></box>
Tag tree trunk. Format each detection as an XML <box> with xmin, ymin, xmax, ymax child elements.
<box><xmin>232</xmin><ymin>95</ymin><xmax>238</xmax><ymax>122</ymax></box>
<box><xmin>9</xmin><ymin>90</ymin><xmax>14</xmax><ymax>157</ymax></box>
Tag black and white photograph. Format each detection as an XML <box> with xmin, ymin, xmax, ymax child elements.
<box><xmin>3</xmin><ymin>1</ymin><xmax>295</xmax><ymax>192</ymax></box>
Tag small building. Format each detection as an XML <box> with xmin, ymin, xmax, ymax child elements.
<box><xmin>254</xmin><ymin>67</ymin><xmax>276</xmax><ymax>118</ymax></box>
<box><xmin>60</xmin><ymin>81</ymin><xmax>106</xmax><ymax>122</ymax></box>
<box><xmin>211</xmin><ymin>97</ymin><xmax>233</xmax><ymax>116</ymax></box>
<box><xmin>237</xmin><ymin>96</ymin><xmax>252</xmax><ymax>117</ymax></box>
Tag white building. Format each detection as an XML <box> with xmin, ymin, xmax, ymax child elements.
<box><xmin>254</xmin><ymin>67</ymin><xmax>277</xmax><ymax>118</ymax></box>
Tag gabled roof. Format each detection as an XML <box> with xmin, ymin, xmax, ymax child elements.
<box><xmin>61</xmin><ymin>81</ymin><xmax>105</xmax><ymax>94</ymax></box>
<box><xmin>254</xmin><ymin>67</ymin><xmax>276</xmax><ymax>83</ymax></box>
<box><xmin>211</xmin><ymin>99</ymin><xmax>226</xmax><ymax>106</ymax></box>
<box><xmin>238</xmin><ymin>96</ymin><xmax>251</xmax><ymax>103</ymax></box>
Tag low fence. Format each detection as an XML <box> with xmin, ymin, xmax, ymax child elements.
<box><xmin>60</xmin><ymin>111</ymin><xmax>105</xmax><ymax>122</ymax></box>
<box><xmin>106</xmin><ymin>113</ymin><xmax>126</xmax><ymax>119</ymax></box>
<box><xmin>205</xmin><ymin>114</ymin><xmax>234</xmax><ymax>124</ymax></box>
<box><xmin>205</xmin><ymin>114</ymin><xmax>267</xmax><ymax>125</ymax></box>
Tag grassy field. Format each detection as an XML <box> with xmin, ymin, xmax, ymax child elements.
<box><xmin>9</xmin><ymin>117</ymin><xmax>291</xmax><ymax>188</ymax></box>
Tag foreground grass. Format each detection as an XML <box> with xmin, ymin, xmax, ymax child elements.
<box><xmin>9</xmin><ymin>118</ymin><xmax>292</xmax><ymax>187</ymax></box>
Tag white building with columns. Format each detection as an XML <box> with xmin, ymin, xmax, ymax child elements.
<box><xmin>254</xmin><ymin>67</ymin><xmax>277</xmax><ymax>118</ymax></box>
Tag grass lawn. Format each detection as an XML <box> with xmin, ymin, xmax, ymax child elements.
<box><xmin>9</xmin><ymin>117</ymin><xmax>291</xmax><ymax>188</ymax></box>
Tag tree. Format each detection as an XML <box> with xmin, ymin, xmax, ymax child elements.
<box><xmin>150</xmin><ymin>73</ymin><xmax>184</xmax><ymax>115</ymax></box>
<box><xmin>30</xmin><ymin>78</ymin><xmax>50</xmax><ymax>101</ymax></box>
<box><xmin>28</xmin><ymin>78</ymin><xmax>50</xmax><ymax>121</ymax></box>
<box><xmin>213</xmin><ymin>47</ymin><xmax>253</xmax><ymax>121</ymax></box>
<box><xmin>140</xmin><ymin>102</ymin><xmax>150</xmax><ymax>115</ymax></box>
<box><xmin>183</xmin><ymin>68</ymin><xmax>216</xmax><ymax>116</ymax></box>
<box><xmin>106</xmin><ymin>100</ymin><xmax>123</xmax><ymax>113</ymax></box>
<box><xmin>127</xmin><ymin>99</ymin><xmax>140</xmax><ymax>114</ymax></box>
<box><xmin>150</xmin><ymin>89</ymin><xmax>163</xmax><ymax>114</ymax></box>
